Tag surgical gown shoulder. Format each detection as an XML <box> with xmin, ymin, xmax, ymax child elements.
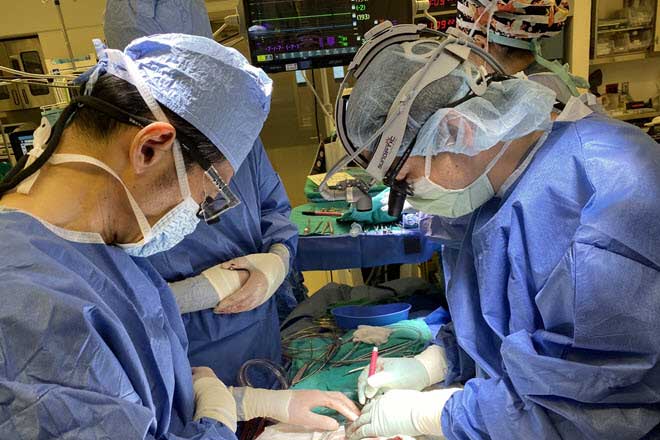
<box><xmin>0</xmin><ymin>210</ymin><xmax>173</xmax><ymax>388</ymax></box>
<box><xmin>558</xmin><ymin>114</ymin><xmax>660</xmax><ymax>262</ymax></box>
<box><xmin>0</xmin><ymin>211</ymin><xmax>205</xmax><ymax>438</ymax></box>
<box><xmin>0</xmin><ymin>211</ymin><xmax>173</xmax><ymax>316</ymax></box>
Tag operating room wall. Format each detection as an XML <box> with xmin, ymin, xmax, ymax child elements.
<box><xmin>0</xmin><ymin>0</ymin><xmax>323</xmax><ymax>206</ymax></box>
<box><xmin>0</xmin><ymin>0</ymin><xmax>105</xmax><ymax>60</ymax></box>
<box><xmin>592</xmin><ymin>58</ymin><xmax>660</xmax><ymax>102</ymax></box>
<box><xmin>222</xmin><ymin>38</ymin><xmax>331</xmax><ymax>207</ymax></box>
<box><xmin>38</xmin><ymin>26</ymin><xmax>105</xmax><ymax>60</ymax></box>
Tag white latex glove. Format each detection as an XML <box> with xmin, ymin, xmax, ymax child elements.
<box><xmin>347</xmin><ymin>388</ymin><xmax>460</xmax><ymax>440</ymax></box>
<box><xmin>215</xmin><ymin>243</ymin><xmax>290</xmax><ymax>314</ymax></box>
<box><xmin>357</xmin><ymin>345</ymin><xmax>448</xmax><ymax>404</ymax></box>
<box><xmin>201</xmin><ymin>265</ymin><xmax>250</xmax><ymax>303</ymax></box>
<box><xmin>192</xmin><ymin>367</ymin><xmax>238</xmax><ymax>432</ymax></box>
<box><xmin>231</xmin><ymin>387</ymin><xmax>360</xmax><ymax>431</ymax></box>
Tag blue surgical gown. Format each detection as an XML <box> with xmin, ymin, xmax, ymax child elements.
<box><xmin>0</xmin><ymin>210</ymin><xmax>236</xmax><ymax>439</ymax></box>
<box><xmin>148</xmin><ymin>140</ymin><xmax>298</xmax><ymax>388</ymax></box>
<box><xmin>431</xmin><ymin>114</ymin><xmax>660</xmax><ymax>439</ymax></box>
<box><xmin>104</xmin><ymin>0</ymin><xmax>213</xmax><ymax>50</ymax></box>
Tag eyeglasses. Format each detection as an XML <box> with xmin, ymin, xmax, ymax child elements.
<box><xmin>197</xmin><ymin>164</ymin><xmax>240</xmax><ymax>224</ymax></box>
<box><xmin>176</xmin><ymin>139</ymin><xmax>240</xmax><ymax>224</ymax></box>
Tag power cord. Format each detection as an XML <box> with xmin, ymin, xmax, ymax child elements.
<box><xmin>310</xmin><ymin>70</ymin><xmax>321</xmax><ymax>143</ymax></box>
<box><xmin>301</xmin><ymin>70</ymin><xmax>334</xmax><ymax>122</ymax></box>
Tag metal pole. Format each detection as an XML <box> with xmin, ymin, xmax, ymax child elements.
<box><xmin>54</xmin><ymin>0</ymin><xmax>77</xmax><ymax>70</ymax></box>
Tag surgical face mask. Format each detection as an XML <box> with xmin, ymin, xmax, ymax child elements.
<box><xmin>122</xmin><ymin>196</ymin><xmax>199</xmax><ymax>257</ymax></box>
<box><xmin>408</xmin><ymin>141</ymin><xmax>511</xmax><ymax>218</ymax></box>
<box><xmin>120</xmin><ymin>141</ymin><xmax>200</xmax><ymax>257</ymax></box>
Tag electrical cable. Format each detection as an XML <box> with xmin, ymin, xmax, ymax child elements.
<box><xmin>310</xmin><ymin>69</ymin><xmax>322</xmax><ymax>143</ymax></box>
<box><xmin>424</xmin><ymin>11</ymin><xmax>438</xmax><ymax>30</ymax></box>
<box><xmin>0</xmin><ymin>65</ymin><xmax>77</xmax><ymax>80</ymax></box>
<box><xmin>238</xmin><ymin>359</ymin><xmax>290</xmax><ymax>389</ymax></box>
<box><xmin>0</xmin><ymin>79</ymin><xmax>79</xmax><ymax>89</ymax></box>
<box><xmin>302</xmin><ymin>69</ymin><xmax>334</xmax><ymax>122</ymax></box>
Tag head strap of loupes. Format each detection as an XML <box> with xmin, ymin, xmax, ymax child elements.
<box><xmin>322</xmin><ymin>21</ymin><xmax>508</xmax><ymax>193</ymax></box>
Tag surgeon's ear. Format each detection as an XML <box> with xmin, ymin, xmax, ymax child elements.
<box><xmin>129</xmin><ymin>122</ymin><xmax>177</xmax><ymax>174</ymax></box>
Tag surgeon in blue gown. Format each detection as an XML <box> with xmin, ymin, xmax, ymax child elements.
<box><xmin>0</xmin><ymin>33</ymin><xmax>271</xmax><ymax>439</ymax></box>
<box><xmin>0</xmin><ymin>212</ymin><xmax>235</xmax><ymax>439</ymax></box>
<box><xmin>148</xmin><ymin>141</ymin><xmax>298</xmax><ymax>388</ymax></box>
<box><xmin>341</xmin><ymin>3</ymin><xmax>660</xmax><ymax>440</ymax></box>
<box><xmin>0</xmin><ymin>33</ymin><xmax>360</xmax><ymax>439</ymax></box>
<box><xmin>105</xmin><ymin>0</ymin><xmax>299</xmax><ymax>388</ymax></box>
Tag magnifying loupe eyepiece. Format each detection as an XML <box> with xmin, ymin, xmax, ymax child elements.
<box><xmin>388</xmin><ymin>180</ymin><xmax>410</xmax><ymax>218</ymax></box>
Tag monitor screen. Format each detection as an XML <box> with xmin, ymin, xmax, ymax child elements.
<box><xmin>415</xmin><ymin>14</ymin><xmax>456</xmax><ymax>33</ymax></box>
<box><xmin>9</xmin><ymin>130</ymin><xmax>34</xmax><ymax>160</ymax></box>
<box><xmin>427</xmin><ymin>0</ymin><xmax>457</xmax><ymax>14</ymax></box>
<box><xmin>242</xmin><ymin>0</ymin><xmax>414</xmax><ymax>73</ymax></box>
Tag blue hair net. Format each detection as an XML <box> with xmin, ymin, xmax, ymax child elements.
<box><xmin>85</xmin><ymin>34</ymin><xmax>272</xmax><ymax>171</ymax></box>
<box><xmin>412</xmin><ymin>78</ymin><xmax>556</xmax><ymax>157</ymax></box>
<box><xmin>346</xmin><ymin>42</ymin><xmax>470</xmax><ymax>153</ymax></box>
<box><xmin>346</xmin><ymin>40</ymin><xmax>556</xmax><ymax>158</ymax></box>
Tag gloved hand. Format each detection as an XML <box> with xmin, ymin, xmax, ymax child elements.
<box><xmin>192</xmin><ymin>367</ymin><xmax>238</xmax><ymax>432</ymax></box>
<box><xmin>357</xmin><ymin>345</ymin><xmax>448</xmax><ymax>404</ymax></box>
<box><xmin>214</xmin><ymin>243</ymin><xmax>290</xmax><ymax>314</ymax></box>
<box><xmin>347</xmin><ymin>388</ymin><xmax>460</xmax><ymax>440</ymax></box>
<box><xmin>231</xmin><ymin>387</ymin><xmax>360</xmax><ymax>431</ymax></box>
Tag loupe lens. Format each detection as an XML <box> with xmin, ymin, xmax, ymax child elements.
<box><xmin>388</xmin><ymin>180</ymin><xmax>410</xmax><ymax>218</ymax></box>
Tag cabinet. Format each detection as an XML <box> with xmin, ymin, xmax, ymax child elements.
<box><xmin>0</xmin><ymin>37</ymin><xmax>56</xmax><ymax>112</ymax></box>
<box><xmin>591</xmin><ymin>0</ymin><xmax>658</xmax><ymax>64</ymax></box>
<box><xmin>0</xmin><ymin>44</ymin><xmax>19</xmax><ymax>112</ymax></box>
<box><xmin>589</xmin><ymin>0</ymin><xmax>659</xmax><ymax>124</ymax></box>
